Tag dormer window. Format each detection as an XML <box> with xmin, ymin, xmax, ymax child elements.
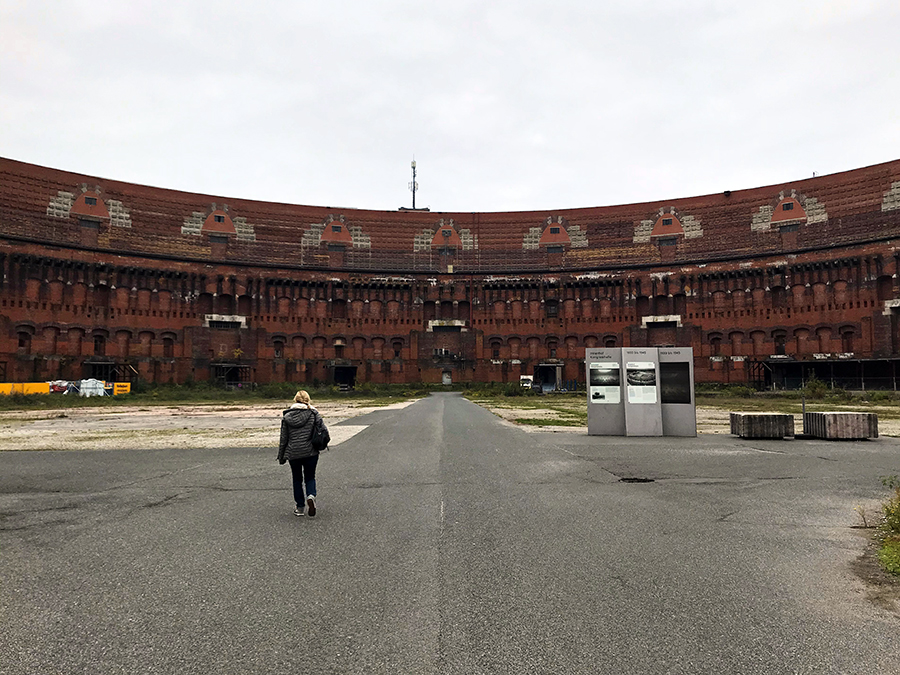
<box><xmin>662</xmin><ymin>218</ymin><xmax>673</xmax><ymax>226</ymax></box>
<box><xmin>550</xmin><ymin>227</ymin><xmax>560</xmax><ymax>234</ymax></box>
<box><xmin>214</xmin><ymin>215</ymin><xmax>225</xmax><ymax>223</ymax></box>
<box><xmin>782</xmin><ymin>202</ymin><xmax>794</xmax><ymax>211</ymax></box>
<box><xmin>442</xmin><ymin>230</ymin><xmax>451</xmax><ymax>238</ymax></box>
<box><xmin>332</xmin><ymin>225</ymin><xmax>342</xmax><ymax>232</ymax></box>
<box><xmin>85</xmin><ymin>197</ymin><xmax>97</xmax><ymax>206</ymax></box>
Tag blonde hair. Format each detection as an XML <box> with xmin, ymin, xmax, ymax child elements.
<box><xmin>293</xmin><ymin>390</ymin><xmax>311</xmax><ymax>405</ymax></box>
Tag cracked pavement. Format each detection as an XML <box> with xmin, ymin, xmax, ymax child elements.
<box><xmin>2</xmin><ymin>393</ymin><xmax>899</xmax><ymax>674</ymax></box>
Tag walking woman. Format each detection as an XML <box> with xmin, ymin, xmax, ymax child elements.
<box><xmin>277</xmin><ymin>390</ymin><xmax>330</xmax><ymax>517</ymax></box>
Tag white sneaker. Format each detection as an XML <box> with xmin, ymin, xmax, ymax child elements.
<box><xmin>306</xmin><ymin>495</ymin><xmax>317</xmax><ymax>517</ymax></box>
<box><xmin>293</xmin><ymin>506</ymin><xmax>305</xmax><ymax>517</ymax></box>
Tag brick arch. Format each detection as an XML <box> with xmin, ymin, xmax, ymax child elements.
<box><xmin>70</xmin><ymin>190</ymin><xmax>110</xmax><ymax>221</ymax></box>
<box><xmin>538</xmin><ymin>216</ymin><xmax>572</xmax><ymax>247</ymax></box>
<box><xmin>203</xmin><ymin>209</ymin><xmax>236</xmax><ymax>235</ymax></box>
<box><xmin>320</xmin><ymin>216</ymin><xmax>353</xmax><ymax>246</ymax></box>
<box><xmin>431</xmin><ymin>223</ymin><xmax>462</xmax><ymax>249</ymax></box>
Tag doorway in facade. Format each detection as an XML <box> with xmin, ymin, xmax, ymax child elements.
<box><xmin>534</xmin><ymin>364</ymin><xmax>560</xmax><ymax>393</ymax></box>
<box><xmin>442</xmin><ymin>370</ymin><xmax>452</xmax><ymax>385</ymax></box>
<box><xmin>86</xmin><ymin>361</ymin><xmax>115</xmax><ymax>381</ymax></box>
<box><xmin>333</xmin><ymin>366</ymin><xmax>357</xmax><ymax>389</ymax></box>
<box><xmin>213</xmin><ymin>364</ymin><xmax>252</xmax><ymax>387</ymax></box>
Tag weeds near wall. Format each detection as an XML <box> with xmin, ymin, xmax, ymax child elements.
<box><xmin>878</xmin><ymin>475</ymin><xmax>900</xmax><ymax>576</ymax></box>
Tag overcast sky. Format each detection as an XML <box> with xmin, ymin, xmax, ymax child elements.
<box><xmin>2</xmin><ymin>1</ymin><xmax>899</xmax><ymax>213</ymax></box>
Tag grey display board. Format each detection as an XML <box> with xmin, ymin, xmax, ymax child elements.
<box><xmin>585</xmin><ymin>348</ymin><xmax>626</xmax><ymax>436</ymax></box>
<box><xmin>658</xmin><ymin>347</ymin><xmax>697</xmax><ymax>437</ymax></box>
<box><xmin>622</xmin><ymin>348</ymin><xmax>663</xmax><ymax>437</ymax></box>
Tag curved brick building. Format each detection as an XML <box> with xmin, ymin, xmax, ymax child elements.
<box><xmin>3</xmin><ymin>156</ymin><xmax>900</xmax><ymax>390</ymax></box>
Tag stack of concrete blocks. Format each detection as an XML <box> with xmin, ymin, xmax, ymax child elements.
<box><xmin>730</xmin><ymin>412</ymin><xmax>795</xmax><ymax>439</ymax></box>
<box><xmin>803</xmin><ymin>412</ymin><xmax>878</xmax><ymax>439</ymax></box>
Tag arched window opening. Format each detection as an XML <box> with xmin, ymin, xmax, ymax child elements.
<box><xmin>709</xmin><ymin>333</ymin><xmax>723</xmax><ymax>356</ymax></box>
<box><xmin>490</xmin><ymin>339</ymin><xmax>501</xmax><ymax>359</ymax></box>
<box><xmin>93</xmin><ymin>335</ymin><xmax>106</xmax><ymax>356</ymax></box>
<box><xmin>773</xmin><ymin>332</ymin><xmax>787</xmax><ymax>355</ymax></box>
<box><xmin>274</xmin><ymin>340</ymin><xmax>284</xmax><ymax>359</ymax></box>
<box><xmin>17</xmin><ymin>331</ymin><xmax>32</xmax><ymax>355</ymax></box>
<box><xmin>841</xmin><ymin>329</ymin><xmax>854</xmax><ymax>353</ymax></box>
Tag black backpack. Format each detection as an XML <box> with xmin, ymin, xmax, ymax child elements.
<box><xmin>310</xmin><ymin>412</ymin><xmax>330</xmax><ymax>452</ymax></box>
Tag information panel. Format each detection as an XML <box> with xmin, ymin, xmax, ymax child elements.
<box><xmin>585</xmin><ymin>349</ymin><xmax>625</xmax><ymax>436</ymax></box>
<box><xmin>622</xmin><ymin>348</ymin><xmax>663</xmax><ymax>436</ymax></box>
<box><xmin>659</xmin><ymin>347</ymin><xmax>697</xmax><ymax>436</ymax></box>
<box><xmin>589</xmin><ymin>360</ymin><xmax>621</xmax><ymax>404</ymax></box>
<box><xmin>625</xmin><ymin>361</ymin><xmax>658</xmax><ymax>404</ymax></box>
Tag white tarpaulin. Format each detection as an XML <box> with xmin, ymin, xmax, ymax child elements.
<box><xmin>78</xmin><ymin>378</ymin><xmax>107</xmax><ymax>397</ymax></box>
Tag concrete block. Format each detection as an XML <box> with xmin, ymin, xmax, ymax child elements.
<box><xmin>730</xmin><ymin>412</ymin><xmax>794</xmax><ymax>438</ymax></box>
<box><xmin>803</xmin><ymin>412</ymin><xmax>878</xmax><ymax>439</ymax></box>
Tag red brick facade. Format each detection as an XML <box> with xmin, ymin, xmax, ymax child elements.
<box><xmin>3</xmin><ymin>156</ymin><xmax>900</xmax><ymax>389</ymax></box>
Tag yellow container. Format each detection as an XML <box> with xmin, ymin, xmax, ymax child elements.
<box><xmin>113</xmin><ymin>382</ymin><xmax>132</xmax><ymax>395</ymax></box>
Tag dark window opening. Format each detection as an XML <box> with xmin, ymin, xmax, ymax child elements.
<box><xmin>332</xmin><ymin>225</ymin><xmax>342</xmax><ymax>232</ymax></box>
<box><xmin>214</xmin><ymin>214</ymin><xmax>225</xmax><ymax>223</ymax></box>
<box><xmin>334</xmin><ymin>345</ymin><xmax>345</xmax><ymax>358</ymax></box>
<box><xmin>662</xmin><ymin>218</ymin><xmax>673</xmax><ymax>226</ymax></box>
<box><xmin>547</xmin><ymin>245</ymin><xmax>564</xmax><ymax>254</ymax></box>
<box><xmin>442</xmin><ymin>229</ymin><xmax>452</xmax><ymax>237</ymax></box>
<box><xmin>85</xmin><ymin>197</ymin><xmax>97</xmax><ymax>206</ymax></box>
<box><xmin>841</xmin><ymin>331</ymin><xmax>854</xmax><ymax>353</ymax></box>
<box><xmin>274</xmin><ymin>341</ymin><xmax>284</xmax><ymax>359</ymax></box>
<box><xmin>782</xmin><ymin>202</ymin><xmax>794</xmax><ymax>211</ymax></box>
<box><xmin>550</xmin><ymin>227</ymin><xmax>560</xmax><ymax>234</ymax></box>
<box><xmin>545</xmin><ymin>300</ymin><xmax>559</xmax><ymax>317</ymax></box>
<box><xmin>93</xmin><ymin>335</ymin><xmax>106</xmax><ymax>356</ymax></box>
<box><xmin>17</xmin><ymin>332</ymin><xmax>31</xmax><ymax>354</ymax></box>
<box><xmin>774</xmin><ymin>333</ymin><xmax>786</xmax><ymax>355</ymax></box>
<box><xmin>163</xmin><ymin>338</ymin><xmax>175</xmax><ymax>358</ymax></box>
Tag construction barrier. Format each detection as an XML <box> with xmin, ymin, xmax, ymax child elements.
<box><xmin>0</xmin><ymin>382</ymin><xmax>132</xmax><ymax>396</ymax></box>
<box><xmin>0</xmin><ymin>383</ymin><xmax>51</xmax><ymax>395</ymax></box>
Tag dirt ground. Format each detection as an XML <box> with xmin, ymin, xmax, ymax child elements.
<box><xmin>482</xmin><ymin>404</ymin><xmax>900</xmax><ymax>437</ymax></box>
<box><xmin>0</xmin><ymin>399</ymin><xmax>897</xmax><ymax>452</ymax></box>
<box><xmin>0</xmin><ymin>400</ymin><xmax>417</xmax><ymax>452</ymax></box>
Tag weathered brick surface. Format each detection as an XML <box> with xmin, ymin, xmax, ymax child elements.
<box><xmin>3</xmin><ymin>157</ymin><xmax>900</xmax><ymax>386</ymax></box>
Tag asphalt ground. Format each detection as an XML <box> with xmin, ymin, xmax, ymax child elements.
<box><xmin>1</xmin><ymin>392</ymin><xmax>899</xmax><ymax>674</ymax></box>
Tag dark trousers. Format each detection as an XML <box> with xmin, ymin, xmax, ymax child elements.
<box><xmin>288</xmin><ymin>456</ymin><xmax>318</xmax><ymax>507</ymax></box>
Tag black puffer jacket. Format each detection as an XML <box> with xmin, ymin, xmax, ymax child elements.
<box><xmin>278</xmin><ymin>405</ymin><xmax>325</xmax><ymax>462</ymax></box>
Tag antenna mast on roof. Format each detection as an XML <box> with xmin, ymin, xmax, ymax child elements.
<box><xmin>409</xmin><ymin>160</ymin><xmax>418</xmax><ymax>209</ymax></box>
